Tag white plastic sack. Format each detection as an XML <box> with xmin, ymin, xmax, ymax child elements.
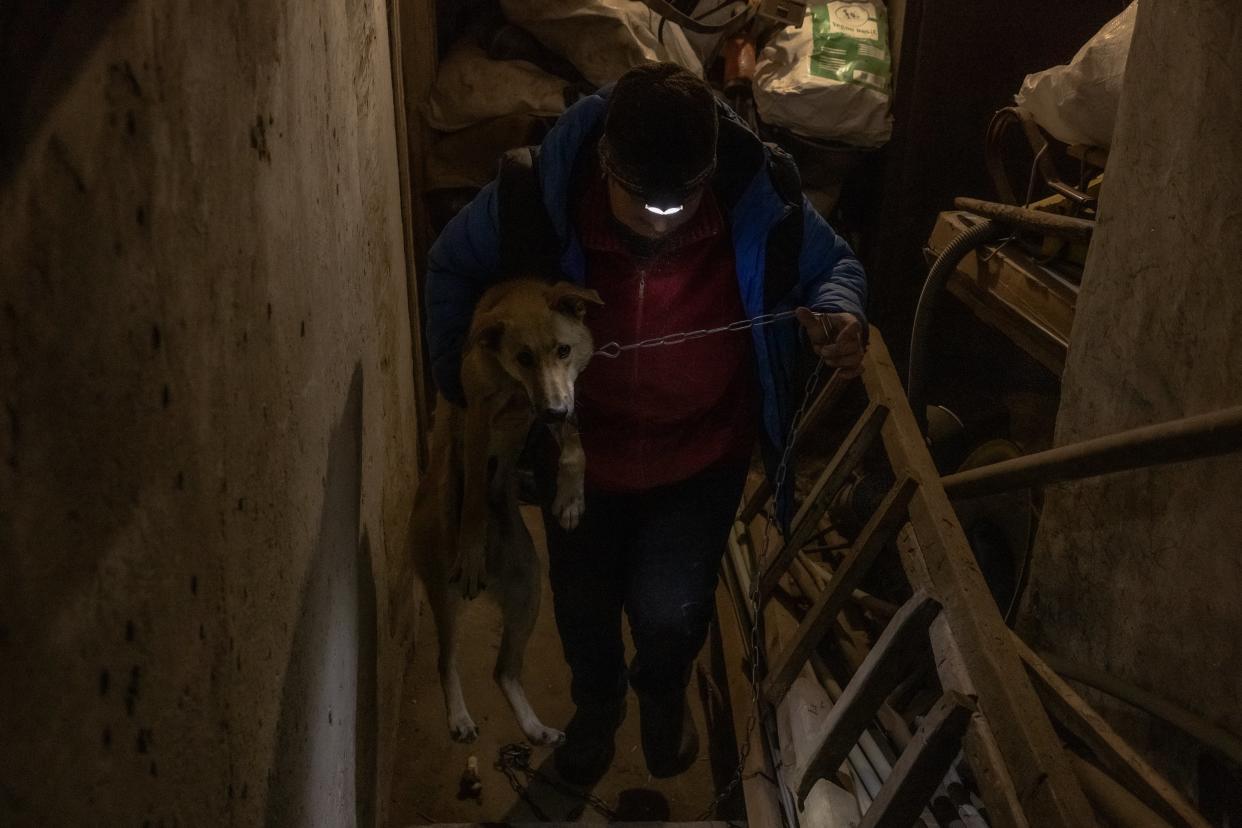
<box><xmin>426</xmin><ymin>40</ymin><xmax>567</xmax><ymax>132</ymax></box>
<box><xmin>754</xmin><ymin>1</ymin><xmax>893</xmax><ymax>148</ymax></box>
<box><xmin>679</xmin><ymin>1</ymin><xmax>749</xmax><ymax>66</ymax></box>
<box><xmin>500</xmin><ymin>0</ymin><xmax>703</xmax><ymax>86</ymax></box>
<box><xmin>1015</xmin><ymin>2</ymin><xmax>1137</xmax><ymax>148</ymax></box>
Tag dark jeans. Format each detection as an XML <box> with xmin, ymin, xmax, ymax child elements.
<box><xmin>542</xmin><ymin>461</ymin><xmax>749</xmax><ymax>704</ymax></box>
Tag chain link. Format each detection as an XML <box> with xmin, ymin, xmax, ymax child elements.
<box><xmin>496</xmin><ymin>742</ymin><xmax>620</xmax><ymax>821</ymax></box>
<box><xmin>594</xmin><ymin>310</ymin><xmax>802</xmax><ymax>359</ymax></box>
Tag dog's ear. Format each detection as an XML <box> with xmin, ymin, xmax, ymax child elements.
<box><xmin>468</xmin><ymin>312</ymin><xmax>506</xmax><ymax>352</ymax></box>
<box><xmin>547</xmin><ymin>283</ymin><xmax>604</xmax><ymax>320</ymax></box>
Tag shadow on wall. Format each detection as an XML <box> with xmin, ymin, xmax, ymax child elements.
<box><xmin>264</xmin><ymin>365</ymin><xmax>379</xmax><ymax>827</ymax></box>
<box><xmin>0</xmin><ymin>0</ymin><xmax>133</xmax><ymax>185</ymax></box>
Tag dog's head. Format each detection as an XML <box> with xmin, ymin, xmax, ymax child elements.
<box><xmin>469</xmin><ymin>281</ymin><xmax>603</xmax><ymax>422</ymax></box>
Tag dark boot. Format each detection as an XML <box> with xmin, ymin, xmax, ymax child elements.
<box><xmin>553</xmin><ymin>697</ymin><xmax>627</xmax><ymax>786</ymax></box>
<box><xmin>638</xmin><ymin>689</ymin><xmax>699</xmax><ymax>778</ymax></box>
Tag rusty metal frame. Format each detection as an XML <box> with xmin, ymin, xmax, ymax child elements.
<box><xmin>984</xmin><ymin>107</ymin><xmax>1096</xmax><ymax>210</ymax></box>
<box><xmin>942</xmin><ymin>403</ymin><xmax>1242</xmax><ymax>500</ymax></box>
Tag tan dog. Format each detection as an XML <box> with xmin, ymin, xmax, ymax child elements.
<box><xmin>411</xmin><ymin>278</ymin><xmax>601</xmax><ymax>744</ymax></box>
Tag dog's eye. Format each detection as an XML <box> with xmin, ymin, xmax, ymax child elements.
<box><xmin>516</xmin><ymin>349</ymin><xmax>534</xmax><ymax>368</ymax></box>
<box><xmin>557</xmin><ymin>344</ymin><xmax>571</xmax><ymax>359</ymax></box>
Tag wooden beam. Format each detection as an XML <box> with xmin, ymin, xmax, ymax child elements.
<box><xmin>762</xmin><ymin>476</ymin><xmax>919</xmax><ymax>705</ymax></box>
<box><xmin>795</xmin><ymin>591</ymin><xmax>942</xmax><ymax>804</ymax></box>
<box><xmin>859</xmin><ymin>691</ymin><xmax>976</xmax><ymax>828</ymax></box>
<box><xmin>863</xmin><ymin>330</ymin><xmax>1096</xmax><ymax>826</ymax></box>
<box><xmin>905</xmin><ymin>541</ymin><xmax>1032</xmax><ymax>828</ymax></box>
<box><xmin>1013</xmin><ymin>636</ymin><xmax>1211</xmax><ymax>828</ymax></box>
<box><xmin>386</xmin><ymin>0</ymin><xmax>435</xmax><ymax>470</ymax></box>
<box><xmin>756</xmin><ymin>401</ymin><xmax>888</xmax><ymax>600</ymax></box>
<box><xmin>961</xmin><ymin>711</ymin><xmax>1033</xmax><ymax>828</ymax></box>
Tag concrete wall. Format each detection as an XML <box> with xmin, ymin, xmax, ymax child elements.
<box><xmin>0</xmin><ymin>1</ymin><xmax>420</xmax><ymax>825</ymax></box>
<box><xmin>1020</xmin><ymin>0</ymin><xmax>1242</xmax><ymax>796</ymax></box>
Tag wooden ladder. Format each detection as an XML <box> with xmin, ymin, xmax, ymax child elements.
<box><xmin>733</xmin><ymin>330</ymin><xmax>1209</xmax><ymax>828</ymax></box>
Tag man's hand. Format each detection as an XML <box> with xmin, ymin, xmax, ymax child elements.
<box><xmin>795</xmin><ymin>307</ymin><xmax>866</xmax><ymax>379</ymax></box>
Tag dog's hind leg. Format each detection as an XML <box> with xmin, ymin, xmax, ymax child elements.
<box><xmin>427</xmin><ymin>579</ymin><xmax>479</xmax><ymax>742</ymax></box>
<box><xmin>494</xmin><ymin>533</ymin><xmax>564</xmax><ymax>746</ymax></box>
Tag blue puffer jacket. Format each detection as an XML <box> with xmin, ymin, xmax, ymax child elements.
<box><xmin>424</xmin><ymin>87</ymin><xmax>868</xmax><ymax>516</ymax></box>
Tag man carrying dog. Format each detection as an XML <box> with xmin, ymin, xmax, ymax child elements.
<box><xmin>425</xmin><ymin>62</ymin><xmax>867</xmax><ymax>784</ymax></box>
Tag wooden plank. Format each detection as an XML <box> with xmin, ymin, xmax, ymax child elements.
<box><xmin>945</xmin><ymin>279</ymin><xmax>1067</xmax><ymax>376</ymax></box>
<box><xmin>738</xmin><ymin>370</ymin><xmax>854</xmax><ymax>524</ymax></box>
<box><xmin>859</xmin><ymin>691</ymin><xmax>976</xmax><ymax>828</ymax></box>
<box><xmin>862</xmin><ymin>330</ymin><xmax>1096</xmax><ymax>826</ymax></box>
<box><xmin>1013</xmin><ymin>635</ymin><xmax>1211</xmax><ymax>828</ymax></box>
<box><xmin>795</xmin><ymin>592</ymin><xmax>942</xmax><ymax>804</ymax></box>
<box><xmin>903</xmin><ymin>541</ymin><xmax>1032</xmax><ymax>828</ymax></box>
<box><xmin>762</xmin><ymin>476</ymin><xmax>920</xmax><ymax>705</ymax></box>
<box><xmin>929</xmin><ymin>209</ymin><xmax>1076</xmax><ymax>375</ymax></box>
<box><xmin>930</xmin><ymin>210</ymin><xmax>1079</xmax><ymax>328</ymax></box>
<box><xmin>387</xmin><ymin>0</ymin><xmax>435</xmax><ymax>470</ymax></box>
<box><xmin>962</xmin><ymin>714</ymin><xmax>1032</xmax><ymax>828</ymax></box>
<box><xmin>756</xmin><ymin>401</ymin><xmax>889</xmax><ymax>600</ymax></box>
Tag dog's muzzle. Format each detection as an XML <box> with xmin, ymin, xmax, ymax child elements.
<box><xmin>540</xmin><ymin>407</ymin><xmax>570</xmax><ymax>424</ymax></box>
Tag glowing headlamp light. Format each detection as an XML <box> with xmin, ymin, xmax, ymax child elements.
<box><xmin>644</xmin><ymin>202</ymin><xmax>685</xmax><ymax>216</ymax></box>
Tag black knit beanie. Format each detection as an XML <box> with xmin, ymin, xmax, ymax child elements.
<box><xmin>598</xmin><ymin>63</ymin><xmax>718</xmax><ymax>206</ymax></box>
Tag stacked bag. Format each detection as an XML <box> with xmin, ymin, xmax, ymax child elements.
<box><xmin>1014</xmin><ymin>2</ymin><xmax>1137</xmax><ymax>149</ymax></box>
<box><xmin>754</xmin><ymin>1</ymin><xmax>894</xmax><ymax>148</ymax></box>
<box><xmin>426</xmin><ymin>1</ymin><xmax>702</xmax><ymax>140</ymax></box>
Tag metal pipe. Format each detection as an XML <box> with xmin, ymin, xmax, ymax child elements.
<box><xmin>954</xmin><ymin>197</ymin><xmax>1096</xmax><ymax>241</ymax></box>
<box><xmin>909</xmin><ymin>218</ymin><xmax>1008</xmax><ymax>432</ymax></box>
<box><xmin>942</xmin><ymin>404</ymin><xmax>1242</xmax><ymax>499</ymax></box>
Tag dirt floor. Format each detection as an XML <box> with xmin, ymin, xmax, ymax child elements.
<box><xmin>389</xmin><ymin>507</ymin><xmax>746</xmax><ymax>826</ymax></box>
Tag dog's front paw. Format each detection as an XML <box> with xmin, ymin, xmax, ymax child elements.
<box><xmin>525</xmin><ymin>724</ymin><xmax>565</xmax><ymax>746</ymax></box>
<box><xmin>449</xmin><ymin>711</ymin><xmax>480</xmax><ymax>743</ymax></box>
<box><xmin>552</xmin><ymin>482</ymin><xmax>585</xmax><ymax>531</ymax></box>
<box><xmin>449</xmin><ymin>545</ymin><xmax>487</xmax><ymax>599</ymax></box>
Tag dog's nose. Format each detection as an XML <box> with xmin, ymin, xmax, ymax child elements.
<box><xmin>541</xmin><ymin>407</ymin><xmax>569</xmax><ymax>423</ymax></box>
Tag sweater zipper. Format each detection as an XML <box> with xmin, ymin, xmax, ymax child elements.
<box><xmin>633</xmin><ymin>267</ymin><xmax>646</xmax><ymax>475</ymax></box>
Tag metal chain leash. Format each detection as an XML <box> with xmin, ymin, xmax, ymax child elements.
<box><xmin>495</xmin><ymin>742</ymin><xmax>620</xmax><ymax>821</ymax></box>
<box><xmin>594</xmin><ymin>310</ymin><xmax>802</xmax><ymax>359</ymax></box>
<box><xmin>498</xmin><ymin>311</ymin><xmax>835</xmax><ymax>822</ymax></box>
<box><xmin>696</xmin><ymin>350</ymin><xmax>829</xmax><ymax>821</ymax></box>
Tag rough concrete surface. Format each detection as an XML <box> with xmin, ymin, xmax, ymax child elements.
<box><xmin>0</xmin><ymin>1</ymin><xmax>420</xmax><ymax>825</ymax></box>
<box><xmin>1019</xmin><ymin>0</ymin><xmax>1242</xmax><ymax>794</ymax></box>
<box><xmin>390</xmin><ymin>508</ymin><xmax>742</xmax><ymax>826</ymax></box>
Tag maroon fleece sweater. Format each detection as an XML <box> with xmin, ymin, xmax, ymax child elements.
<box><xmin>575</xmin><ymin>174</ymin><xmax>758</xmax><ymax>492</ymax></box>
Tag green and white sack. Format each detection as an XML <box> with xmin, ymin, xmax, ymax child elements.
<box><xmin>754</xmin><ymin>1</ymin><xmax>893</xmax><ymax>148</ymax></box>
